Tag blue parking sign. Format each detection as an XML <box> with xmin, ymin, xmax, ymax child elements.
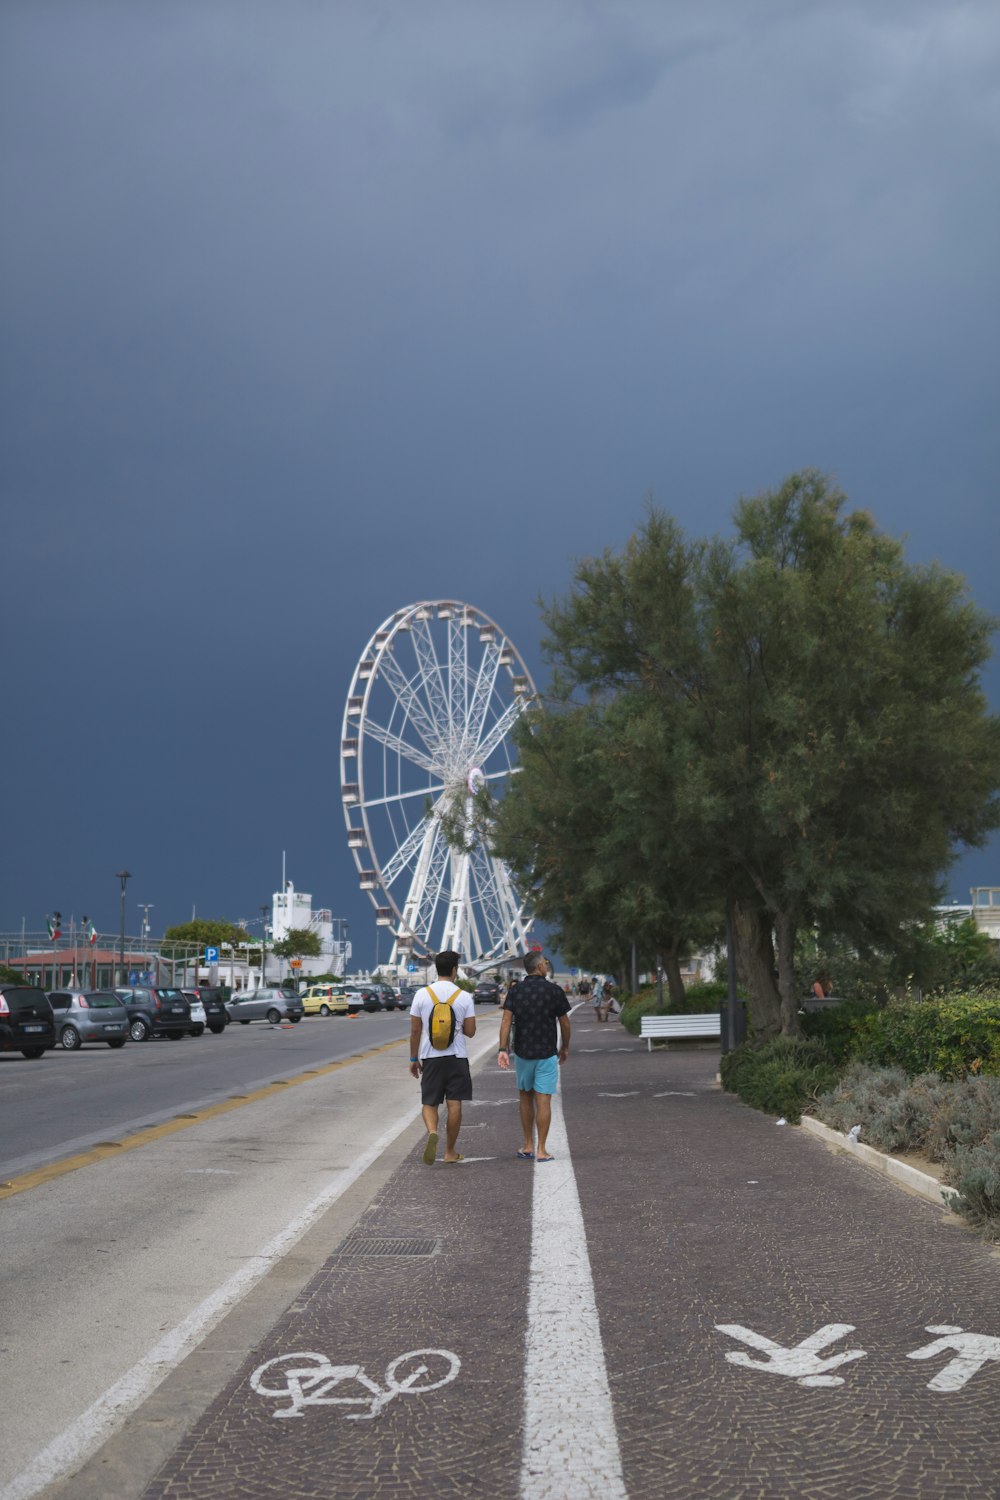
<box><xmin>205</xmin><ymin>946</ymin><xmax>220</xmax><ymax>963</ymax></box>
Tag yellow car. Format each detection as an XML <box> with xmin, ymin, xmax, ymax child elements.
<box><xmin>300</xmin><ymin>985</ymin><xmax>350</xmax><ymax>1017</ymax></box>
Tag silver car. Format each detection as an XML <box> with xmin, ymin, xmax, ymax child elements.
<box><xmin>226</xmin><ymin>988</ymin><xmax>304</xmax><ymax>1026</ymax></box>
<box><xmin>47</xmin><ymin>990</ymin><xmax>129</xmax><ymax>1050</ymax></box>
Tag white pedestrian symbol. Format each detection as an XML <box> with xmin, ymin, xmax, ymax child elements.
<box><xmin>906</xmin><ymin>1326</ymin><xmax>1000</xmax><ymax>1392</ymax></box>
<box><xmin>715</xmin><ymin>1323</ymin><xmax>867</xmax><ymax>1387</ymax></box>
<box><xmin>250</xmin><ymin>1348</ymin><xmax>461</xmax><ymax>1419</ymax></box>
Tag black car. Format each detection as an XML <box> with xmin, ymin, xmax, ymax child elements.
<box><xmin>114</xmin><ymin>986</ymin><xmax>197</xmax><ymax>1042</ymax></box>
<box><xmin>473</xmin><ymin>981</ymin><xmax>501</xmax><ymax>1005</ymax></box>
<box><xmin>0</xmin><ymin>984</ymin><xmax>56</xmax><ymax>1058</ymax></box>
<box><xmin>184</xmin><ymin>987</ymin><xmax>231</xmax><ymax>1035</ymax></box>
<box><xmin>366</xmin><ymin>984</ymin><xmax>400</xmax><ymax>1011</ymax></box>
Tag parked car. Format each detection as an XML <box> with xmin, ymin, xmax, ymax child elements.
<box><xmin>365</xmin><ymin>983</ymin><xmax>399</xmax><ymax>1010</ymax></box>
<box><xmin>182</xmin><ymin>988</ymin><xmax>230</xmax><ymax>1034</ymax></box>
<box><xmin>226</xmin><ymin>988</ymin><xmax>305</xmax><ymax>1025</ymax></box>
<box><xmin>0</xmin><ymin>984</ymin><xmax>56</xmax><ymax>1059</ymax></box>
<box><xmin>473</xmin><ymin>981</ymin><xmax>501</xmax><ymax>1005</ymax></box>
<box><xmin>185</xmin><ymin>994</ymin><xmax>207</xmax><ymax>1033</ymax></box>
<box><xmin>48</xmin><ymin>990</ymin><xmax>129</xmax><ymax>1049</ymax></box>
<box><xmin>300</xmin><ymin>984</ymin><xmax>349</xmax><ymax>1017</ymax></box>
<box><xmin>114</xmin><ymin>986</ymin><xmax>196</xmax><ymax>1042</ymax></box>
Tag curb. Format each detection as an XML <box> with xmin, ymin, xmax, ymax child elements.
<box><xmin>799</xmin><ymin>1115</ymin><xmax>959</xmax><ymax>1210</ymax></box>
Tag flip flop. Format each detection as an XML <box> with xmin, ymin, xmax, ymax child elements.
<box><xmin>444</xmin><ymin>1155</ymin><xmax>465</xmax><ymax>1164</ymax></box>
<box><xmin>535</xmin><ymin>1155</ymin><xmax>555</xmax><ymax>1162</ymax></box>
<box><xmin>422</xmin><ymin>1132</ymin><xmax>438</xmax><ymax>1165</ymax></box>
<box><xmin>516</xmin><ymin>1150</ymin><xmax>535</xmax><ymax>1160</ymax></box>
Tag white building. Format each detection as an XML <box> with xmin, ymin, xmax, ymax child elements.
<box><xmin>270</xmin><ymin>881</ymin><xmax>350</xmax><ymax>979</ymax></box>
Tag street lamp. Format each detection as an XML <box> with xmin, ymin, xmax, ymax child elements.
<box><xmin>116</xmin><ymin>871</ymin><xmax>132</xmax><ymax>986</ymax></box>
<box><xmin>260</xmin><ymin>903</ymin><xmax>269</xmax><ymax>986</ymax></box>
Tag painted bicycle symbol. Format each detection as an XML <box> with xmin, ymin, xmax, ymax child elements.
<box><xmin>250</xmin><ymin>1347</ymin><xmax>461</xmax><ymax>1419</ymax></box>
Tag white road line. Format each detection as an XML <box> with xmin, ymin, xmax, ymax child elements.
<box><xmin>3</xmin><ymin>1030</ymin><xmax>500</xmax><ymax>1500</ymax></box>
<box><xmin>521</xmin><ymin>1091</ymin><xmax>627</xmax><ymax>1500</ymax></box>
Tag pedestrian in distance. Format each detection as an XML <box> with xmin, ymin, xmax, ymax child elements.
<box><xmin>593</xmin><ymin>974</ymin><xmax>605</xmax><ymax>1021</ymax></box>
<box><xmin>409</xmin><ymin>950</ymin><xmax>477</xmax><ymax>1165</ymax></box>
<box><xmin>498</xmin><ymin>951</ymin><xmax>570</xmax><ymax>1162</ymax></box>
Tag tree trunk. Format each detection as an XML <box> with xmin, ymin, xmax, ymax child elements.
<box><xmin>733</xmin><ymin>903</ymin><xmax>782</xmax><ymax>1039</ymax></box>
<box><xmin>662</xmin><ymin>941</ymin><xmax>687</xmax><ymax>1008</ymax></box>
<box><xmin>774</xmin><ymin>909</ymin><xmax>802</xmax><ymax>1037</ymax></box>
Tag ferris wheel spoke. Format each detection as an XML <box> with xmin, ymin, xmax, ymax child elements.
<box><xmin>380</xmin><ymin>799</ymin><xmax>445</xmax><ymax>887</ymax></box>
<box><xmin>376</xmin><ymin>650</ymin><xmax>444</xmax><ymax>758</ymax></box>
<box><xmin>402</xmin><ymin>825</ymin><xmax>449</xmax><ymax>948</ymax></box>
<box><xmin>465</xmin><ymin>642</ymin><xmax>503</xmax><ymax>756</ymax></box>
<box><xmin>410</xmin><ymin>616</ymin><xmax>450</xmax><ymax>730</ymax></box>
<box><xmin>361</xmin><ymin>718</ymin><xmax>439</xmax><ymax>777</ymax></box>
<box><xmin>362</xmin><ymin>783</ymin><xmax>444</xmax><ymax>811</ymax></box>
<box><xmin>475</xmin><ymin>696</ymin><xmax>525</xmax><ymax>767</ymax></box>
<box><xmin>470</xmin><ymin>842</ymin><xmax>508</xmax><ymax>949</ymax></box>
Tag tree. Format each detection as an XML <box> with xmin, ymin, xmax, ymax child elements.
<box><xmin>501</xmin><ymin>474</ymin><xmax>1000</xmax><ymax>1037</ymax></box>
<box><xmin>271</xmin><ymin>928</ymin><xmax>322</xmax><ymax>962</ymax></box>
<box><xmin>495</xmin><ymin>695</ymin><xmax>721</xmax><ymax>999</ymax></box>
<box><xmin>161</xmin><ymin>919</ymin><xmax>249</xmax><ymax>959</ymax></box>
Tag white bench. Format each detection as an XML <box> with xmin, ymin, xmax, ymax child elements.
<box><xmin>640</xmin><ymin>1013</ymin><xmax>722</xmax><ymax>1051</ymax></box>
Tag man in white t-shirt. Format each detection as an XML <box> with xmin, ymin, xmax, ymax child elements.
<box><xmin>409</xmin><ymin>950</ymin><xmax>477</xmax><ymax>1165</ymax></box>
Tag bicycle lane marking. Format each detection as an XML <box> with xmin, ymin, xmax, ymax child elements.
<box><xmin>522</xmin><ymin>1087</ymin><xmax>628</xmax><ymax>1500</ymax></box>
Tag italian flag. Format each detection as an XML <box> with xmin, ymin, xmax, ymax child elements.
<box><xmin>47</xmin><ymin>916</ymin><xmax>61</xmax><ymax>941</ymax></box>
<box><xmin>87</xmin><ymin>921</ymin><xmax>97</xmax><ymax>946</ymax></box>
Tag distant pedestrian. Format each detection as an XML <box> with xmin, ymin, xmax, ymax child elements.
<box><xmin>409</xmin><ymin>950</ymin><xmax>477</xmax><ymax>1165</ymax></box>
<box><xmin>599</xmin><ymin>977</ymin><xmax>617</xmax><ymax>1022</ymax></box>
<box><xmin>593</xmin><ymin>975</ymin><xmax>605</xmax><ymax>1021</ymax></box>
<box><xmin>498</xmin><ymin>951</ymin><xmax>570</xmax><ymax>1162</ymax></box>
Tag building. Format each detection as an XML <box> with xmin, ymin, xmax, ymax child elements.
<box><xmin>269</xmin><ymin>881</ymin><xmax>350</xmax><ymax>980</ymax></box>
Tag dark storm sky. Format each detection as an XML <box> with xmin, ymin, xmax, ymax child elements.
<box><xmin>3</xmin><ymin>1</ymin><xmax>998</xmax><ymax>962</ymax></box>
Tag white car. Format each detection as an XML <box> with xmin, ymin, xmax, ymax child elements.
<box><xmin>182</xmin><ymin>993</ymin><xmax>207</xmax><ymax>1036</ymax></box>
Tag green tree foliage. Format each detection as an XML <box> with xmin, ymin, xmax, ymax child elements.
<box><xmin>271</xmin><ymin>927</ymin><xmax>322</xmax><ymax>961</ymax></box>
<box><xmin>161</xmin><ymin>919</ymin><xmax>250</xmax><ymax>958</ymax></box>
<box><xmin>497</xmin><ymin>472</ymin><xmax>1000</xmax><ymax>1038</ymax></box>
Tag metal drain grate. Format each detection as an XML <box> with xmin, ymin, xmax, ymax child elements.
<box><xmin>338</xmin><ymin>1236</ymin><xmax>441</xmax><ymax>1258</ymax></box>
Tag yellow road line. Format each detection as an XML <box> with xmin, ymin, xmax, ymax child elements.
<box><xmin>0</xmin><ymin>1037</ymin><xmax>407</xmax><ymax>1201</ymax></box>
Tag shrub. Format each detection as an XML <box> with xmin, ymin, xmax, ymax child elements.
<box><xmin>618</xmin><ymin>990</ymin><xmax>662</xmax><ymax>1037</ymax></box>
<box><xmin>721</xmin><ymin>1037</ymin><xmax>839</xmax><ymax>1124</ymax></box>
<box><xmin>620</xmin><ymin>979</ymin><xmax>729</xmax><ymax>1034</ymax></box>
<box><xmin>800</xmin><ymin>1000</ymin><xmax>881</xmax><ymax>1065</ymax></box>
<box><xmin>853</xmin><ymin>990</ymin><xmax>1000</xmax><ymax>1079</ymax></box>
<box><xmin>944</xmin><ymin>1132</ymin><xmax>1000</xmax><ymax>1241</ymax></box>
<box><xmin>678</xmin><ymin>980</ymin><xmax>727</xmax><ymax>1009</ymax></box>
<box><xmin>815</xmin><ymin>1063</ymin><xmax>909</xmax><ymax>1133</ymax></box>
<box><xmin>923</xmin><ymin>1075</ymin><xmax>1000</xmax><ymax>1163</ymax></box>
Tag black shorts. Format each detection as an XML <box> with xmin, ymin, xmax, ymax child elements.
<box><xmin>420</xmin><ymin>1055</ymin><xmax>473</xmax><ymax>1107</ymax></box>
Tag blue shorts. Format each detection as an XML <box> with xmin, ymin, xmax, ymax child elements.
<box><xmin>514</xmin><ymin>1054</ymin><xmax>559</xmax><ymax>1095</ymax></box>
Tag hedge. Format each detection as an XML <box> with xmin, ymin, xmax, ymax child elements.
<box><xmin>802</xmin><ymin>989</ymin><xmax>1000</xmax><ymax>1078</ymax></box>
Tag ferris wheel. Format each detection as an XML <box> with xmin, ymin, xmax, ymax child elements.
<box><xmin>341</xmin><ymin>601</ymin><xmax>536</xmax><ymax>970</ymax></box>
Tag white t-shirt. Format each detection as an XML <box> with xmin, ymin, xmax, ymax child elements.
<box><xmin>410</xmin><ymin>980</ymin><xmax>476</xmax><ymax>1060</ymax></box>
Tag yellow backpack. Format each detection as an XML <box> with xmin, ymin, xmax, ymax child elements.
<box><xmin>428</xmin><ymin>984</ymin><xmax>462</xmax><ymax>1050</ymax></box>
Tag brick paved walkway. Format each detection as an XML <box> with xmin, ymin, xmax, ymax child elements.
<box><xmin>138</xmin><ymin>1015</ymin><xmax>1000</xmax><ymax>1500</ymax></box>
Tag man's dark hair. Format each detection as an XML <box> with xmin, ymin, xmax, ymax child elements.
<box><xmin>434</xmin><ymin>950</ymin><xmax>461</xmax><ymax>977</ymax></box>
<box><xmin>523</xmin><ymin>951</ymin><xmax>545</xmax><ymax>974</ymax></box>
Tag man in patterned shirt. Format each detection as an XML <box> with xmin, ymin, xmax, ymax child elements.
<box><xmin>497</xmin><ymin>951</ymin><xmax>570</xmax><ymax>1162</ymax></box>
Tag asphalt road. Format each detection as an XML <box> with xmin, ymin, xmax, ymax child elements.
<box><xmin>0</xmin><ymin>1010</ymin><xmax>414</xmax><ymax>1177</ymax></box>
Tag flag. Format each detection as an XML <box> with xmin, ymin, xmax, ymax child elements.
<box><xmin>87</xmin><ymin>921</ymin><xmax>97</xmax><ymax>946</ymax></box>
<box><xmin>47</xmin><ymin>915</ymin><xmax>61</xmax><ymax>941</ymax></box>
